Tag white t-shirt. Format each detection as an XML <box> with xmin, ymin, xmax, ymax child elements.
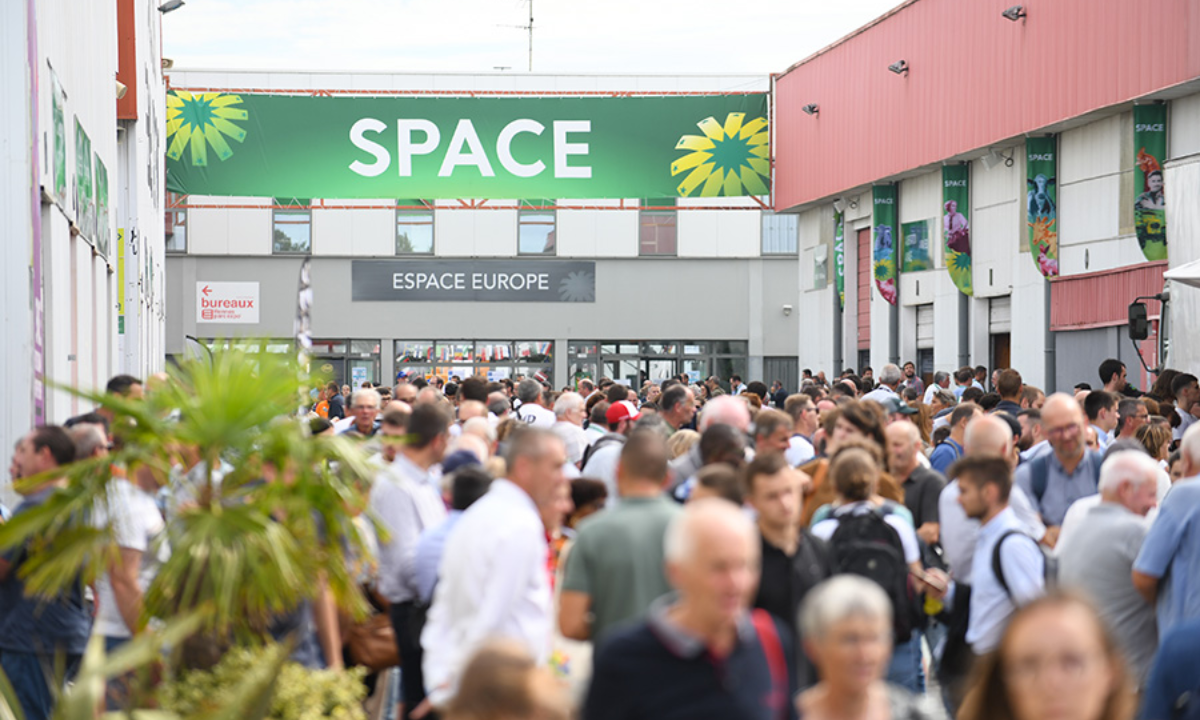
<box><xmin>552</xmin><ymin>421</ymin><xmax>590</xmax><ymax>465</ymax></box>
<box><xmin>786</xmin><ymin>435</ymin><xmax>815</xmax><ymax>467</ymax></box>
<box><xmin>93</xmin><ymin>479</ymin><xmax>170</xmax><ymax>638</ymax></box>
<box><xmin>516</xmin><ymin>403</ymin><xmax>556</xmax><ymax>429</ymax></box>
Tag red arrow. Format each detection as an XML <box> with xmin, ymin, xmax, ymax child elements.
<box><xmin>202</xmin><ymin>285</ymin><xmax>212</xmax><ymax>296</ymax></box>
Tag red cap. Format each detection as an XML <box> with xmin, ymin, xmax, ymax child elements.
<box><xmin>605</xmin><ymin>400</ymin><xmax>642</xmax><ymax>425</ymax></box>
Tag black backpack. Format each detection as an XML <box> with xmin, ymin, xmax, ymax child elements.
<box><xmin>580</xmin><ymin>433</ymin><xmax>624</xmax><ymax>469</ymax></box>
<box><xmin>829</xmin><ymin>507</ymin><xmax>913</xmax><ymax>642</ymax></box>
<box><xmin>991</xmin><ymin>529</ymin><xmax>1057</xmax><ymax>598</ymax></box>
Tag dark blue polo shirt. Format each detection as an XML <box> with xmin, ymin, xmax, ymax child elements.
<box><xmin>0</xmin><ymin>488</ymin><xmax>92</xmax><ymax>656</ymax></box>
<box><xmin>584</xmin><ymin>597</ymin><xmax>798</xmax><ymax>720</ymax></box>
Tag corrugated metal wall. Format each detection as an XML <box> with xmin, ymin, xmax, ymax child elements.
<box><xmin>1049</xmin><ymin>261</ymin><xmax>1167</xmax><ymax>331</ymax></box>
<box><xmin>775</xmin><ymin>0</ymin><xmax>1200</xmax><ymax>209</ymax></box>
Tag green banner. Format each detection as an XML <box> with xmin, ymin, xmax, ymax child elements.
<box><xmin>165</xmin><ymin>91</ymin><xmax>770</xmax><ymax>200</ymax></box>
<box><xmin>834</xmin><ymin>209</ymin><xmax>845</xmax><ymax>310</ymax></box>
<box><xmin>1134</xmin><ymin>104</ymin><xmax>1167</xmax><ymax>261</ymax></box>
<box><xmin>901</xmin><ymin>220</ymin><xmax>931</xmax><ymax>272</ymax></box>
<box><xmin>1026</xmin><ymin>136</ymin><xmax>1058</xmax><ymax>278</ymax></box>
<box><xmin>74</xmin><ymin>118</ymin><xmax>96</xmax><ymax>242</ymax></box>
<box><xmin>51</xmin><ymin>70</ymin><xmax>66</xmax><ymax>201</ymax></box>
<box><xmin>942</xmin><ymin>164</ymin><xmax>972</xmax><ymax>295</ymax></box>
<box><xmin>873</xmin><ymin>185</ymin><xmax>898</xmax><ymax>305</ymax></box>
<box><xmin>95</xmin><ymin>156</ymin><xmax>109</xmax><ymax>257</ymax></box>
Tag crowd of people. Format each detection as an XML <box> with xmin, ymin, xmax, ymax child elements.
<box><xmin>6</xmin><ymin>356</ymin><xmax>1200</xmax><ymax>720</ymax></box>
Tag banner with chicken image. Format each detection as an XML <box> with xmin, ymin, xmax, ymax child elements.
<box><xmin>1134</xmin><ymin>104</ymin><xmax>1167</xmax><ymax>261</ymax></box>
<box><xmin>1026</xmin><ymin>136</ymin><xmax>1059</xmax><ymax>278</ymax></box>
<box><xmin>872</xmin><ymin>185</ymin><xmax>898</xmax><ymax>305</ymax></box>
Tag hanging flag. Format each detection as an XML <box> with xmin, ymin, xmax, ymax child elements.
<box><xmin>834</xmin><ymin>209</ymin><xmax>845</xmax><ymax>309</ymax></box>
<box><xmin>901</xmin><ymin>220</ymin><xmax>932</xmax><ymax>272</ymax></box>
<box><xmin>942</xmin><ymin>164</ymin><xmax>973</xmax><ymax>295</ymax></box>
<box><xmin>294</xmin><ymin>257</ymin><xmax>313</xmax><ymax>369</ymax></box>
<box><xmin>1026</xmin><ymin>137</ymin><xmax>1059</xmax><ymax>278</ymax></box>
<box><xmin>872</xmin><ymin>185</ymin><xmax>898</xmax><ymax>305</ymax></box>
<box><xmin>1133</xmin><ymin>104</ymin><xmax>1167</xmax><ymax>261</ymax></box>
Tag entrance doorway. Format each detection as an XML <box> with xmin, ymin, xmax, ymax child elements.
<box><xmin>991</xmin><ymin>333</ymin><xmax>1011</xmax><ymax>373</ymax></box>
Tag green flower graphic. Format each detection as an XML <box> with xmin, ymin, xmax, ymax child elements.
<box><xmin>167</xmin><ymin>91</ymin><xmax>248</xmax><ymax>167</ymax></box>
<box><xmin>672</xmin><ymin>113</ymin><xmax>770</xmax><ymax>197</ymax></box>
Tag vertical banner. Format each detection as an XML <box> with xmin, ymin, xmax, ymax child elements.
<box><xmin>872</xmin><ymin>185</ymin><xmax>898</xmax><ymax>305</ymax></box>
<box><xmin>901</xmin><ymin>220</ymin><xmax>932</xmax><ymax>272</ymax></box>
<box><xmin>1026</xmin><ymin>136</ymin><xmax>1059</xmax><ymax>278</ymax></box>
<box><xmin>51</xmin><ymin>70</ymin><xmax>66</xmax><ymax>201</ymax></box>
<box><xmin>95</xmin><ymin>156</ymin><xmax>110</xmax><ymax>257</ymax></box>
<box><xmin>74</xmin><ymin>118</ymin><xmax>96</xmax><ymax>241</ymax></box>
<box><xmin>1134</xmin><ymin>104</ymin><xmax>1167</xmax><ymax>261</ymax></box>
<box><xmin>834</xmin><ymin>209</ymin><xmax>845</xmax><ymax>309</ymax></box>
<box><xmin>942</xmin><ymin>164</ymin><xmax>973</xmax><ymax>295</ymax></box>
<box><xmin>29</xmin><ymin>0</ymin><xmax>45</xmax><ymax>424</ymax></box>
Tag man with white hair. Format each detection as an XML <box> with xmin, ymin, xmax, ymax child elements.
<box><xmin>1058</xmin><ymin>450</ymin><xmax>1160</xmax><ymax>683</ymax></box>
<box><xmin>669</xmin><ymin>395</ymin><xmax>752</xmax><ymax>483</ymax></box>
<box><xmin>584</xmin><ymin>499</ymin><xmax>795</xmax><ymax>720</ymax></box>
<box><xmin>551</xmin><ymin>392</ymin><xmax>589</xmax><ymax>467</ymax></box>
<box><xmin>1134</xmin><ymin>423</ymin><xmax>1200</xmax><ymax>637</ymax></box>
<box><xmin>338</xmin><ymin>387</ymin><xmax>382</xmax><ymax>438</ymax></box>
<box><xmin>862</xmin><ymin>363</ymin><xmax>903</xmax><ymax>404</ymax></box>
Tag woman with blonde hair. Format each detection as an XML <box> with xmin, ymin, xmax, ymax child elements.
<box><xmin>1136</xmin><ymin>422</ymin><xmax>1172</xmax><ymax>468</ymax></box>
<box><xmin>958</xmin><ymin>592</ymin><xmax>1135</xmax><ymax>720</ymax></box>
<box><xmin>666</xmin><ymin>428</ymin><xmax>700</xmax><ymax>460</ymax></box>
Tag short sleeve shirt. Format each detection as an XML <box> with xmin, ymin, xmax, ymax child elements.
<box><xmin>1134</xmin><ymin>479</ymin><xmax>1200</xmax><ymax>636</ymax></box>
<box><xmin>901</xmin><ymin>466</ymin><xmax>946</xmax><ymax>530</ymax></box>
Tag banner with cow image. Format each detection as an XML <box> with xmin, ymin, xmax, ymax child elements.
<box><xmin>1134</xmin><ymin>104</ymin><xmax>1167</xmax><ymax>261</ymax></box>
<box><xmin>1026</xmin><ymin>136</ymin><xmax>1059</xmax><ymax>278</ymax></box>
<box><xmin>872</xmin><ymin>184</ymin><xmax>898</xmax><ymax>305</ymax></box>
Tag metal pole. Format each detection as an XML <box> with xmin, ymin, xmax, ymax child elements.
<box><xmin>528</xmin><ymin>0</ymin><xmax>533</xmax><ymax>71</ymax></box>
<box><xmin>833</xmin><ymin>286</ymin><xmax>844</xmax><ymax>381</ymax></box>
<box><xmin>958</xmin><ymin>292</ymin><xmax>970</xmax><ymax>368</ymax></box>
<box><xmin>1044</xmin><ymin>280</ymin><xmax>1056</xmax><ymax>393</ymax></box>
<box><xmin>889</xmin><ymin>303</ymin><xmax>899</xmax><ymax>365</ymax></box>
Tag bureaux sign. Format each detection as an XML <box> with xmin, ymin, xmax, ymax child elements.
<box><xmin>352</xmin><ymin>260</ymin><xmax>596</xmax><ymax>303</ymax></box>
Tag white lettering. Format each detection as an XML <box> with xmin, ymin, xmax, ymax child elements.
<box><xmin>349</xmin><ymin>118</ymin><xmax>391</xmax><ymax>177</ymax></box>
<box><xmin>538</xmin><ymin>273</ymin><xmax>549</xmax><ymax>290</ymax></box>
<box><xmin>1029</xmin><ymin>153</ymin><xmax>1054</xmax><ymax>161</ymax></box>
<box><xmin>1136</xmin><ymin>124</ymin><xmax>1164</xmax><ymax>132</ymax></box>
<box><xmin>553</xmin><ymin>121</ymin><xmax>592</xmax><ymax>179</ymax></box>
<box><xmin>397</xmin><ymin>120</ymin><xmax>441</xmax><ymax>177</ymax></box>
<box><xmin>875</xmin><ymin>197</ymin><xmax>894</xmax><ymax>204</ymax></box>
<box><xmin>438</xmin><ymin>120</ymin><xmax>495</xmax><ymax>177</ymax></box>
<box><xmin>497</xmin><ymin>119</ymin><xmax>546</xmax><ymax>178</ymax></box>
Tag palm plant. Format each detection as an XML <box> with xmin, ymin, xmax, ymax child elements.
<box><xmin>0</xmin><ymin>344</ymin><xmax>378</xmax><ymax>691</ymax></box>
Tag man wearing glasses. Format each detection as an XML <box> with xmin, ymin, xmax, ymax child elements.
<box><xmin>340</xmin><ymin>388</ymin><xmax>382</xmax><ymax>438</ymax></box>
<box><xmin>1014</xmin><ymin>393</ymin><xmax>1104</xmax><ymax>549</ymax></box>
<box><xmin>783</xmin><ymin>395</ymin><xmax>820</xmax><ymax>467</ymax></box>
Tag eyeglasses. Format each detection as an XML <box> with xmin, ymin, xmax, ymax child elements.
<box><xmin>352</xmin><ymin>405</ymin><xmax>380</xmax><ymax>411</ymax></box>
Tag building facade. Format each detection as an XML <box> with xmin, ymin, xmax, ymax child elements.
<box><xmin>774</xmin><ymin>0</ymin><xmax>1200</xmax><ymax>392</ymax></box>
<box><xmin>163</xmin><ymin>71</ymin><xmax>803</xmax><ymax>390</ymax></box>
<box><xmin>0</xmin><ymin>0</ymin><xmax>166</xmax><ymax>492</ymax></box>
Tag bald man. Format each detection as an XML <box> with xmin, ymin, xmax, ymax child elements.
<box><xmin>886</xmin><ymin>422</ymin><xmax>944</xmax><ymax>545</ymax></box>
<box><xmin>1014</xmin><ymin>393</ymin><xmax>1103</xmax><ymax>545</ymax></box>
<box><xmin>585</xmin><ymin>499</ymin><xmax>796</xmax><ymax>720</ymax></box>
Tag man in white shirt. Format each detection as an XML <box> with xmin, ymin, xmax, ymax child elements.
<box><xmin>422</xmin><ymin>427</ymin><xmax>567</xmax><ymax>708</ymax></box>
<box><xmin>514</xmin><ymin>378</ymin><xmax>556</xmax><ymax>428</ymax></box>
<box><xmin>373</xmin><ymin>405</ymin><xmax>451</xmax><ymax>715</ymax></box>
<box><xmin>923</xmin><ymin>371</ymin><xmax>952</xmax><ymax>405</ymax></box>
<box><xmin>551</xmin><ymin>392</ymin><xmax>589</xmax><ymax>467</ymax></box>
<box><xmin>783</xmin><ymin>394</ymin><xmax>818</xmax><ymax>467</ymax></box>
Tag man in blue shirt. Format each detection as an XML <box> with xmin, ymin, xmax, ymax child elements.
<box><xmin>1133</xmin><ymin>423</ymin><xmax>1200</xmax><ymax>637</ymax></box>
<box><xmin>1014</xmin><ymin>393</ymin><xmax>1103</xmax><ymax>548</ymax></box>
<box><xmin>410</xmin><ymin>463</ymin><xmax>492</xmax><ymax>604</ymax></box>
<box><xmin>1141</xmin><ymin>617</ymin><xmax>1200</xmax><ymax>720</ymax></box>
<box><xmin>930</xmin><ymin>403</ymin><xmax>981</xmax><ymax>474</ymax></box>
<box><xmin>0</xmin><ymin>426</ymin><xmax>92</xmax><ymax>720</ymax></box>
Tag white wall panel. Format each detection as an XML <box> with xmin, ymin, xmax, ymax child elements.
<box><xmin>1060</xmin><ymin>114</ymin><xmax>1124</xmax><ymax>184</ymax></box>
<box><xmin>677</xmin><ymin>209</ymin><xmax>719</xmax><ymax>257</ymax></box>
<box><xmin>715</xmin><ymin>211</ymin><xmax>762</xmax><ymax>257</ymax></box>
<box><xmin>1010</xmin><ymin>259</ymin><xmax>1048</xmax><ymax>391</ymax></box>
<box><xmin>1170</xmin><ymin>93</ymin><xmax>1200</xmax><ymax>160</ymax></box>
<box><xmin>1059</xmin><ymin>176</ymin><xmax>1120</xmax><ymax>248</ymax></box>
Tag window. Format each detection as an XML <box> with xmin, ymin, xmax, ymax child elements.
<box><xmin>396</xmin><ymin>200</ymin><xmax>434</xmax><ymax>254</ymax></box>
<box><xmin>165</xmin><ymin>192</ymin><xmax>187</xmax><ymax>253</ymax></box>
<box><xmin>393</xmin><ymin>340</ymin><xmax>554</xmax><ymax>385</ymax></box>
<box><xmin>640</xmin><ymin>199</ymin><xmax>677</xmax><ymax>256</ymax></box>
<box><xmin>518</xmin><ymin>204</ymin><xmax>556</xmax><ymax>255</ymax></box>
<box><xmin>273</xmin><ymin>200</ymin><xmax>311</xmax><ymax>254</ymax></box>
<box><xmin>762</xmin><ymin>211</ymin><xmax>798</xmax><ymax>254</ymax></box>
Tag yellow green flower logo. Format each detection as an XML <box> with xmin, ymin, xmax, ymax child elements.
<box><xmin>167</xmin><ymin>91</ymin><xmax>248</xmax><ymax>167</ymax></box>
<box><xmin>672</xmin><ymin>112</ymin><xmax>770</xmax><ymax>197</ymax></box>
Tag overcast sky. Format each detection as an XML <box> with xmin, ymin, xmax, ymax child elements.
<box><xmin>162</xmin><ymin>0</ymin><xmax>902</xmax><ymax>75</ymax></box>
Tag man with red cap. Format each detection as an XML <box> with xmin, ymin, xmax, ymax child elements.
<box><xmin>581</xmin><ymin>400</ymin><xmax>643</xmax><ymax>501</ymax></box>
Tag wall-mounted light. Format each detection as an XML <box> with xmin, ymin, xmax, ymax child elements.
<box><xmin>116</xmin><ymin>80</ymin><xmax>128</xmax><ymax>99</ymax></box>
<box><xmin>782</xmin><ymin>304</ymin><xmax>793</xmax><ymax>316</ymax></box>
<box><xmin>162</xmin><ymin>58</ymin><xmax>174</xmax><ymax>69</ymax></box>
<box><xmin>158</xmin><ymin>0</ymin><xmax>185</xmax><ymax>13</ymax></box>
<box><xmin>833</xmin><ymin>198</ymin><xmax>846</xmax><ymax>214</ymax></box>
<box><xmin>802</xmin><ymin>103</ymin><xmax>819</xmax><ymax>116</ymax></box>
<box><xmin>1001</xmin><ymin>5</ymin><xmax>1026</xmax><ymax>21</ymax></box>
<box><xmin>980</xmin><ymin>148</ymin><xmax>1014</xmax><ymax>170</ymax></box>
<box><xmin>848</xmin><ymin>198</ymin><xmax>859</xmax><ymax>210</ymax></box>
<box><xmin>888</xmin><ymin>60</ymin><xmax>909</xmax><ymax>75</ymax></box>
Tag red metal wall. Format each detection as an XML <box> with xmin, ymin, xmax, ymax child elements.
<box><xmin>774</xmin><ymin>0</ymin><xmax>1200</xmax><ymax>210</ymax></box>
<box><xmin>1049</xmin><ymin>261</ymin><xmax>1167</xmax><ymax>331</ymax></box>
